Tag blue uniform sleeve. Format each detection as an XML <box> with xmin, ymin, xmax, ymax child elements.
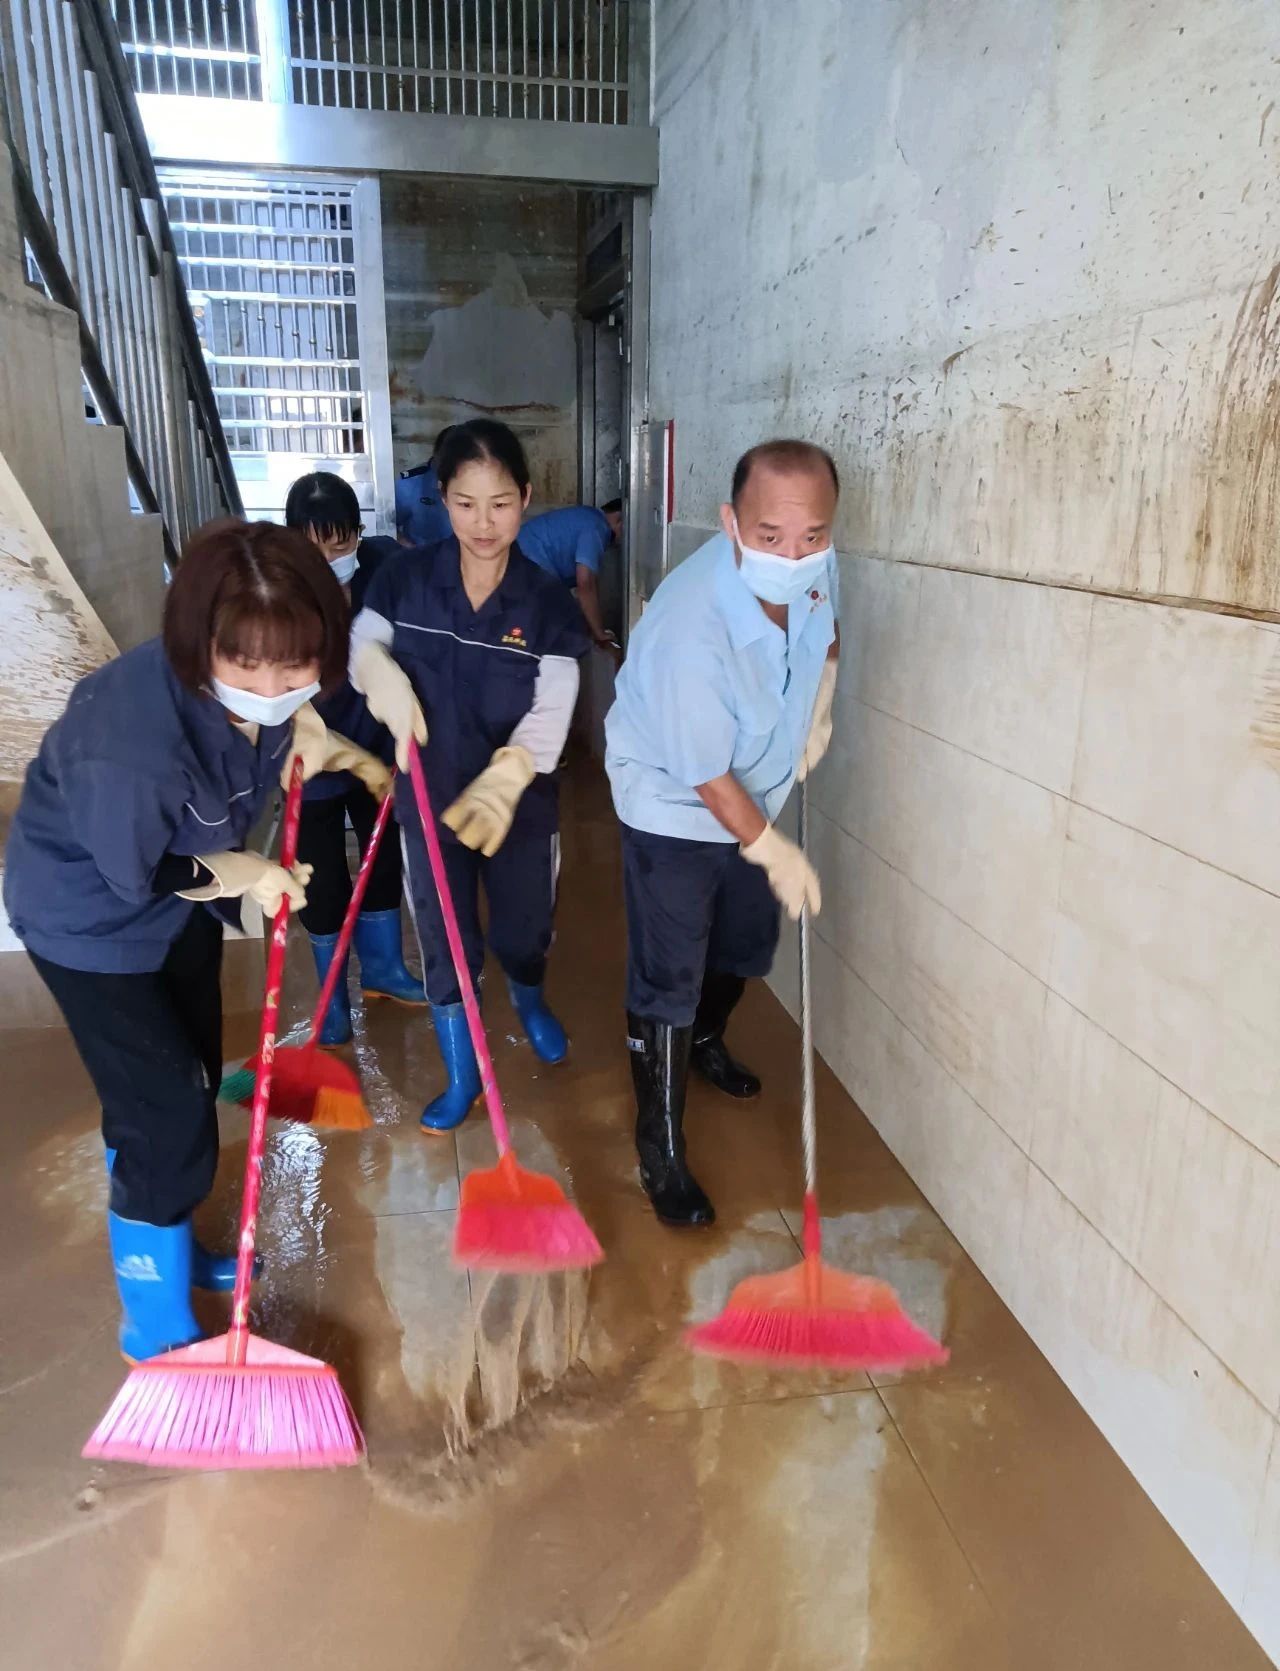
<box><xmin>572</xmin><ymin>520</ymin><xmax>609</xmax><ymax>575</ymax></box>
<box><xmin>63</xmin><ymin>761</ymin><xmax>186</xmax><ymax>905</ymax></box>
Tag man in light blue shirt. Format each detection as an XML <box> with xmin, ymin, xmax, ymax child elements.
<box><xmin>518</xmin><ymin>500</ymin><xmax>622</xmax><ymax>646</ymax></box>
<box><xmin>605</xmin><ymin>439</ymin><xmax>840</xmax><ymax>1228</ymax></box>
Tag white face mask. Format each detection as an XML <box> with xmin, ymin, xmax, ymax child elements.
<box><xmin>329</xmin><ymin>552</ymin><xmax>358</xmax><ymax>585</ymax></box>
<box><xmin>733</xmin><ymin>523</ymin><xmax>833</xmax><ymax>606</ymax></box>
<box><xmin>210</xmin><ymin>677</ymin><xmax>320</xmax><ymax>729</ymax></box>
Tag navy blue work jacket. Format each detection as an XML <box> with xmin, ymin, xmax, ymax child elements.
<box><xmin>361</xmin><ymin>537</ymin><xmax>590</xmax><ymax>842</ymax></box>
<box><xmin>4</xmin><ymin>639</ymin><xmax>290</xmax><ymax>973</ymax></box>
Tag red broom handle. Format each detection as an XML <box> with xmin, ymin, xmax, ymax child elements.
<box><xmin>228</xmin><ymin>758</ymin><xmax>305</xmax><ymax>1363</ymax></box>
<box><xmin>406</xmin><ymin>741</ymin><xmax>513</xmax><ymax>1157</ymax></box>
<box><xmin>305</xmin><ymin>783</ymin><xmax>396</xmax><ymax>1044</ymax></box>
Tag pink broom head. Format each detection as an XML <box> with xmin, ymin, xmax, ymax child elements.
<box><xmin>453</xmin><ymin>1156</ymin><xmax>604</xmax><ymax>1273</ymax></box>
<box><xmin>686</xmin><ymin>1259</ymin><xmax>949</xmax><ymax>1373</ymax></box>
<box><xmin>82</xmin><ymin>1334</ymin><xmax>364</xmax><ymax>1470</ymax></box>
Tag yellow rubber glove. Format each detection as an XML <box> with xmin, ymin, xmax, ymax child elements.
<box><xmin>280</xmin><ymin>705</ymin><xmax>390</xmax><ymax>798</ymax></box>
<box><xmin>441</xmin><ymin>746</ymin><xmax>536</xmax><ymax>857</ymax></box>
<box><xmin>740</xmin><ymin>824</ymin><xmax>822</xmax><ymax>921</ymax></box>
<box><xmin>797</xmin><ymin>656</ymin><xmax>838</xmax><ymax>782</ymax></box>
<box><xmin>350</xmin><ymin>640</ymin><xmax>427</xmax><ymax>772</ymax></box>
<box><xmin>179</xmin><ymin>851</ymin><xmax>313</xmax><ymax>915</ymax></box>
<box><xmin>316</xmin><ymin>734</ymin><xmax>393</xmax><ymax>801</ymax></box>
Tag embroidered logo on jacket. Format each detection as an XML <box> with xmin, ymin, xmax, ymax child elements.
<box><xmin>501</xmin><ymin>625</ymin><xmax>527</xmax><ymax>647</ymax></box>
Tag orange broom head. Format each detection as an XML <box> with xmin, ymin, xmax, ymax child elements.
<box><xmin>686</xmin><ymin>1255</ymin><xmax>949</xmax><ymax>1372</ymax></box>
<box><xmin>454</xmin><ymin>1151</ymin><xmax>604</xmax><ymax>1274</ymax></box>
<box><xmin>82</xmin><ymin>1333</ymin><xmax>364</xmax><ymax>1469</ymax></box>
<box><xmin>239</xmin><ymin>1045</ymin><xmax>372</xmax><ymax>1130</ymax></box>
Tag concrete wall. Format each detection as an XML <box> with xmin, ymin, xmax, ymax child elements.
<box><xmin>381</xmin><ymin>175</ymin><xmax>580</xmax><ymax>509</ymax></box>
<box><xmin>649</xmin><ymin>0</ymin><xmax>1280</xmax><ymax>1657</ymax></box>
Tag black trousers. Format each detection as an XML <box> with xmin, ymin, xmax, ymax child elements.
<box><xmin>621</xmin><ymin>823</ymin><xmax>781</xmax><ymax>1026</ymax></box>
<box><xmin>29</xmin><ymin>908</ymin><xmax>223</xmax><ymax>1226</ymax></box>
<box><xmin>296</xmin><ymin>784</ymin><xmax>403</xmax><ymax>936</ymax></box>
<box><xmin>400</xmin><ymin>808</ymin><xmax>559</xmax><ymax>1007</ymax></box>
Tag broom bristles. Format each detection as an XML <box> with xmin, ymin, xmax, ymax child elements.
<box><xmin>83</xmin><ymin>1333</ymin><xmax>363</xmax><ymax>1469</ymax></box>
<box><xmin>453</xmin><ymin>1202</ymin><xmax>604</xmax><ymax>1272</ymax></box>
<box><xmin>686</xmin><ymin>1257</ymin><xmax>949</xmax><ymax>1372</ymax></box>
<box><xmin>217</xmin><ymin>1065</ymin><xmax>257</xmax><ymax>1105</ymax></box>
<box><xmin>224</xmin><ymin>1046</ymin><xmax>371</xmax><ymax>1128</ymax></box>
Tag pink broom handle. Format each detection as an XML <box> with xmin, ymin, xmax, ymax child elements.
<box><xmin>305</xmin><ymin>782</ymin><xmax>396</xmax><ymax>1044</ymax></box>
<box><xmin>797</xmin><ymin>783</ymin><xmax>823</xmax><ymax>1270</ymax></box>
<box><xmin>228</xmin><ymin>758</ymin><xmax>305</xmax><ymax>1363</ymax></box>
<box><xmin>406</xmin><ymin>741</ymin><xmax>513</xmax><ymax>1158</ymax></box>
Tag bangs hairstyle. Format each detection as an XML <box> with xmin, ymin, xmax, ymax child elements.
<box><xmin>164</xmin><ymin>519</ymin><xmax>350</xmax><ymax>694</ymax></box>
<box><xmin>283</xmin><ymin>470</ymin><xmax>361</xmax><ymax>544</ymax></box>
<box><xmin>436</xmin><ymin>418</ymin><xmax>531</xmax><ymax>496</ymax></box>
<box><xmin>731</xmin><ymin>439</ymin><xmax>840</xmax><ymax>507</ymax></box>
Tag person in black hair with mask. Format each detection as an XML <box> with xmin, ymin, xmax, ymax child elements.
<box><xmin>350</xmin><ymin>420</ymin><xmax>590</xmax><ymax>1132</ymax></box>
<box><xmin>285</xmin><ymin>471</ymin><xmax>426</xmax><ymax>1041</ymax></box>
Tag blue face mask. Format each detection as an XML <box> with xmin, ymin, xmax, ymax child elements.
<box><xmin>330</xmin><ymin>552</ymin><xmax>358</xmax><ymax>585</ymax></box>
<box><xmin>210</xmin><ymin>677</ymin><xmax>320</xmax><ymax>729</ymax></box>
<box><xmin>734</xmin><ymin>526</ymin><xmax>834</xmax><ymax>606</ymax></box>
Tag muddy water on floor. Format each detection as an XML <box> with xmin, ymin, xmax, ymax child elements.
<box><xmin>6</xmin><ymin>765</ymin><xmax>1264</xmax><ymax>1670</ymax></box>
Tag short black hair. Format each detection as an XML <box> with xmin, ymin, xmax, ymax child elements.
<box><xmin>433</xmin><ymin>424</ymin><xmax>458</xmax><ymax>457</ymax></box>
<box><xmin>731</xmin><ymin>439</ymin><xmax>840</xmax><ymax>507</ymax></box>
<box><xmin>601</xmin><ymin>497</ymin><xmax>622</xmax><ymax>514</ymax></box>
<box><xmin>283</xmin><ymin>471</ymin><xmax>361</xmax><ymax>543</ymax></box>
<box><xmin>164</xmin><ymin>519</ymin><xmax>350</xmax><ymax>694</ymax></box>
<box><xmin>436</xmin><ymin>419</ymin><xmax>531</xmax><ymax>496</ymax></box>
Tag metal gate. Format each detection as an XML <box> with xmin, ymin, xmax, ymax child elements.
<box><xmin>158</xmin><ymin>168</ymin><xmax>393</xmax><ymax>526</ymax></box>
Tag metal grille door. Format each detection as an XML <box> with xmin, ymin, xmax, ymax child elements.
<box><xmin>159</xmin><ymin>170</ymin><xmax>392</xmax><ymax>524</ymax></box>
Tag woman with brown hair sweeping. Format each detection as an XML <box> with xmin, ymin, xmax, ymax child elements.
<box><xmin>3</xmin><ymin>520</ymin><xmax>387</xmax><ymax>1361</ymax></box>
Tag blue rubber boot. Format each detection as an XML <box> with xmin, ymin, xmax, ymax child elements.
<box><xmin>420</xmin><ymin>1003</ymin><xmax>481</xmax><ymax>1134</ymax></box>
<box><xmin>105</xmin><ymin>1148</ymin><xmax>259</xmax><ymax>1293</ymax></box>
<box><xmin>508</xmin><ymin>979</ymin><xmax>568</xmax><ymax>1065</ymax></box>
<box><xmin>354</xmin><ymin>909</ymin><xmax>427</xmax><ymax>1007</ymax></box>
<box><xmin>107</xmin><ymin>1212</ymin><xmax>202</xmax><ymax>1362</ymax></box>
<box><xmin>308</xmin><ymin>931</ymin><xmax>353</xmax><ymax>1046</ymax></box>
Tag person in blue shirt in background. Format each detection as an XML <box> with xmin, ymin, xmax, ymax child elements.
<box><xmin>285</xmin><ymin>472</ymin><xmax>426</xmax><ymax>1043</ymax></box>
<box><xmin>3</xmin><ymin>522</ymin><xmax>387</xmax><ymax>1360</ymax></box>
<box><xmin>605</xmin><ymin>440</ymin><xmax>840</xmax><ymax>1229</ymax></box>
<box><xmin>394</xmin><ymin>424</ymin><xmax>456</xmax><ymax>548</ymax></box>
<box><xmin>351</xmin><ymin>420</ymin><xmax>591</xmax><ymax>1132</ymax></box>
<box><xmin>518</xmin><ymin>498</ymin><xmax>623</xmax><ymax>648</ymax></box>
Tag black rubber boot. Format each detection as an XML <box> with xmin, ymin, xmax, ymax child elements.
<box><xmin>690</xmin><ymin>971</ymin><xmax>761</xmax><ymax>1100</ymax></box>
<box><xmin>627</xmin><ymin>1014</ymin><xmax>715</xmax><ymax>1229</ymax></box>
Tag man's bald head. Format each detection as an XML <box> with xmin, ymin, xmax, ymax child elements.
<box><xmin>730</xmin><ymin>440</ymin><xmax>839</xmax><ymax>509</ymax></box>
<box><xmin>721</xmin><ymin>439</ymin><xmax>839</xmax><ymax>563</ymax></box>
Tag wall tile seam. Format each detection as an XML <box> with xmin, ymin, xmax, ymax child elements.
<box><xmin>837</xmin><ymin>690</ymin><xmax>1280</xmax><ymax>908</ymax></box>
<box><xmin>817</xmin><ymin>798</ymin><xmax>1280</xmax><ymax>1191</ymax></box>
<box><xmin>669</xmin><ymin>517</ymin><xmax>1280</xmax><ymax>633</ymax></box>
<box><xmin>812</xmin><ymin>895</ymin><xmax>1280</xmax><ymax>1414</ymax></box>
<box><xmin>1014</xmin><ymin>1168</ymin><xmax>1280</xmax><ymax>1477</ymax></box>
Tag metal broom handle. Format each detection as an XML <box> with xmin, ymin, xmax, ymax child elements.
<box><xmin>798</xmin><ymin>783</ymin><xmax>820</xmax><ymax>1255</ymax></box>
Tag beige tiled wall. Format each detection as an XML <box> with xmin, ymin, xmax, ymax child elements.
<box><xmin>797</xmin><ymin>545</ymin><xmax>1280</xmax><ymax>1653</ymax></box>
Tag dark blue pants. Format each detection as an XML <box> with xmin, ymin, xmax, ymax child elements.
<box><xmin>28</xmin><ymin>907</ymin><xmax>222</xmax><ymax>1225</ymax></box>
<box><xmin>621</xmin><ymin>823</ymin><xmax>780</xmax><ymax>1026</ymax></box>
<box><xmin>400</xmin><ymin>800</ymin><xmax>558</xmax><ymax>1006</ymax></box>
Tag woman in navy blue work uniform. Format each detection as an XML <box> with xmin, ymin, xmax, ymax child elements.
<box><xmin>3</xmin><ymin>521</ymin><xmax>386</xmax><ymax>1361</ymax></box>
<box><xmin>350</xmin><ymin>419</ymin><xmax>591</xmax><ymax>1131</ymax></box>
<box><xmin>285</xmin><ymin>472</ymin><xmax>426</xmax><ymax>1043</ymax></box>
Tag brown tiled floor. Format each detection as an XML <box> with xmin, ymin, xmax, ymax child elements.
<box><xmin>0</xmin><ymin>770</ymin><xmax>1269</xmax><ymax>1669</ymax></box>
